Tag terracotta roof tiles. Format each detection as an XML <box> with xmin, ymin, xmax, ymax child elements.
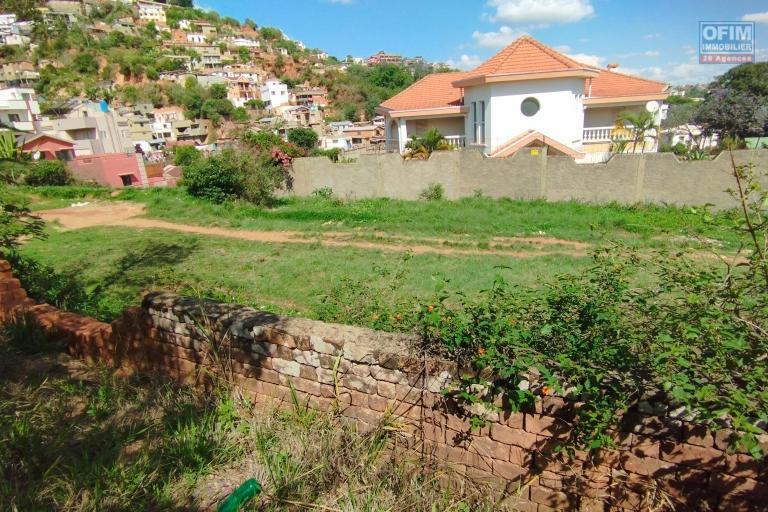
<box><xmin>589</xmin><ymin>69</ymin><xmax>667</xmax><ymax>97</ymax></box>
<box><xmin>378</xmin><ymin>36</ymin><xmax>667</xmax><ymax>113</ymax></box>
<box><xmin>380</xmin><ymin>72</ymin><xmax>467</xmax><ymax>111</ymax></box>
<box><xmin>464</xmin><ymin>35</ymin><xmax>589</xmax><ymax>78</ymax></box>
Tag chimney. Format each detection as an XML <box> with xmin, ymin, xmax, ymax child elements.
<box><xmin>607</xmin><ymin>63</ymin><xmax>619</xmax><ymax>72</ymax></box>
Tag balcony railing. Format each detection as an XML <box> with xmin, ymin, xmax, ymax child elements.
<box><xmin>444</xmin><ymin>135</ymin><xmax>466</xmax><ymax>148</ymax></box>
<box><xmin>583</xmin><ymin>127</ymin><xmax>636</xmax><ymax>143</ymax></box>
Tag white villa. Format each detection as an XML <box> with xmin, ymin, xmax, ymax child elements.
<box><xmin>377</xmin><ymin>36</ymin><xmax>669</xmax><ymax>161</ymax></box>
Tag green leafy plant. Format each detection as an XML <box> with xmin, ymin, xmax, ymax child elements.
<box><xmin>287</xmin><ymin>128</ymin><xmax>319</xmax><ymax>151</ymax></box>
<box><xmin>419</xmin><ymin>183</ymin><xmax>444</xmax><ymax>201</ymax></box>
<box><xmin>404</xmin><ymin>128</ymin><xmax>452</xmax><ymax>160</ymax></box>
<box><xmin>420</xmin><ymin>155</ymin><xmax>768</xmax><ymax>457</ymax></box>
<box><xmin>24</xmin><ymin>161</ymin><xmax>74</xmax><ymax>186</ymax></box>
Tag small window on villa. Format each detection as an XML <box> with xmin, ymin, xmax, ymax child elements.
<box><xmin>521</xmin><ymin>97</ymin><xmax>540</xmax><ymax>117</ymax></box>
<box><xmin>8</xmin><ymin>114</ymin><xmax>20</xmax><ymax>122</ymax></box>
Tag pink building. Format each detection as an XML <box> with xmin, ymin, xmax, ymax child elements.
<box><xmin>68</xmin><ymin>153</ymin><xmax>180</xmax><ymax>188</ymax></box>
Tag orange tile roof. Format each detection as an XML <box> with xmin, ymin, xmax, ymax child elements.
<box><xmin>380</xmin><ymin>72</ymin><xmax>467</xmax><ymax>111</ymax></box>
<box><xmin>378</xmin><ymin>36</ymin><xmax>668</xmax><ymax>113</ymax></box>
<box><xmin>588</xmin><ymin>69</ymin><xmax>667</xmax><ymax>98</ymax></box>
<box><xmin>463</xmin><ymin>35</ymin><xmax>590</xmax><ymax>79</ymax></box>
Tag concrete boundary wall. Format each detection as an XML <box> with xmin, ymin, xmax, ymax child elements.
<box><xmin>0</xmin><ymin>261</ymin><xmax>765</xmax><ymax>511</ymax></box>
<box><xmin>292</xmin><ymin>149</ymin><xmax>768</xmax><ymax>209</ymax></box>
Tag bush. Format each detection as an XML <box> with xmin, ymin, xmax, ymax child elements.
<box><xmin>419</xmin><ymin>183</ymin><xmax>444</xmax><ymax>201</ymax></box>
<box><xmin>183</xmin><ymin>150</ymin><xmax>245</xmax><ymax>203</ymax></box>
<box><xmin>24</xmin><ymin>161</ymin><xmax>74</xmax><ymax>186</ymax></box>
<box><xmin>311</xmin><ymin>187</ymin><xmax>334</xmax><ymax>199</ymax></box>
<box><xmin>309</xmin><ymin>148</ymin><xmax>341</xmax><ymax>162</ymax></box>
<box><xmin>287</xmin><ymin>128</ymin><xmax>319</xmax><ymax>151</ymax></box>
<box><xmin>184</xmin><ymin>148</ymin><xmax>287</xmax><ymax>206</ymax></box>
<box><xmin>172</xmin><ymin>146</ymin><xmax>201</xmax><ymax>168</ymax></box>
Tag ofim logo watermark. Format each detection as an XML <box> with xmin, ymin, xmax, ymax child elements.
<box><xmin>699</xmin><ymin>21</ymin><xmax>754</xmax><ymax>64</ymax></box>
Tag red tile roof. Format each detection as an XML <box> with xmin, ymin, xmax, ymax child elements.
<box><xmin>463</xmin><ymin>35</ymin><xmax>589</xmax><ymax>79</ymax></box>
<box><xmin>378</xmin><ymin>36</ymin><xmax>667</xmax><ymax>112</ymax></box>
<box><xmin>588</xmin><ymin>69</ymin><xmax>667</xmax><ymax>98</ymax></box>
<box><xmin>380</xmin><ymin>72</ymin><xmax>466</xmax><ymax>111</ymax></box>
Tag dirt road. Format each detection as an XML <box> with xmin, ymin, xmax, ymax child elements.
<box><xmin>37</xmin><ymin>202</ymin><xmax>590</xmax><ymax>258</ymax></box>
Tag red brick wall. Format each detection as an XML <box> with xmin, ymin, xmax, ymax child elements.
<box><xmin>0</xmin><ymin>260</ymin><xmax>764</xmax><ymax>511</ymax></box>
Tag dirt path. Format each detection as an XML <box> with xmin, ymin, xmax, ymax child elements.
<box><xmin>38</xmin><ymin>202</ymin><xmax>590</xmax><ymax>258</ymax></box>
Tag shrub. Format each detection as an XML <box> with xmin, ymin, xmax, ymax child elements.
<box><xmin>287</xmin><ymin>128</ymin><xmax>319</xmax><ymax>151</ymax></box>
<box><xmin>419</xmin><ymin>183</ymin><xmax>444</xmax><ymax>201</ymax></box>
<box><xmin>184</xmin><ymin>148</ymin><xmax>288</xmax><ymax>206</ymax></box>
<box><xmin>24</xmin><ymin>161</ymin><xmax>74</xmax><ymax>186</ymax></box>
<box><xmin>172</xmin><ymin>146</ymin><xmax>202</xmax><ymax>168</ymax></box>
<box><xmin>311</xmin><ymin>187</ymin><xmax>334</xmax><ymax>199</ymax></box>
<box><xmin>183</xmin><ymin>150</ymin><xmax>245</xmax><ymax>203</ymax></box>
<box><xmin>309</xmin><ymin>148</ymin><xmax>341</xmax><ymax>162</ymax></box>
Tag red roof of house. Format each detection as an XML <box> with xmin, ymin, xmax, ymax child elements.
<box><xmin>378</xmin><ymin>36</ymin><xmax>667</xmax><ymax>113</ymax></box>
<box><xmin>380</xmin><ymin>72</ymin><xmax>466</xmax><ymax>111</ymax></box>
<box><xmin>462</xmin><ymin>35</ymin><xmax>590</xmax><ymax>79</ymax></box>
<box><xmin>589</xmin><ymin>69</ymin><xmax>668</xmax><ymax>98</ymax></box>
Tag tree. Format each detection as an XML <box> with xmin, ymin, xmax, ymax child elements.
<box><xmin>238</xmin><ymin>46</ymin><xmax>250</xmax><ymax>63</ymax></box>
<box><xmin>169</xmin><ymin>0</ymin><xmax>194</xmax><ymax>6</ymax></box>
<box><xmin>24</xmin><ymin>161</ymin><xmax>74</xmax><ymax>186</ymax></box>
<box><xmin>209</xmin><ymin>83</ymin><xmax>228</xmax><ymax>100</ymax></box>
<box><xmin>710</xmin><ymin>62</ymin><xmax>768</xmax><ymax>99</ymax></box>
<box><xmin>694</xmin><ymin>89</ymin><xmax>767</xmax><ymax>139</ymax></box>
<box><xmin>0</xmin><ymin>193</ymin><xmax>45</xmax><ymax>250</ymax></box>
<box><xmin>260</xmin><ymin>27</ymin><xmax>282</xmax><ymax>41</ymax></box>
<box><xmin>404</xmin><ymin>128</ymin><xmax>451</xmax><ymax>159</ymax></box>
<box><xmin>615</xmin><ymin>110</ymin><xmax>658</xmax><ymax>153</ymax></box>
<box><xmin>288</xmin><ymin>128</ymin><xmax>319</xmax><ymax>151</ymax></box>
<box><xmin>72</xmin><ymin>53</ymin><xmax>99</xmax><ymax>74</ymax></box>
<box><xmin>172</xmin><ymin>146</ymin><xmax>201</xmax><ymax>167</ymax></box>
<box><xmin>244</xmin><ymin>99</ymin><xmax>266</xmax><ymax>110</ymax></box>
<box><xmin>231</xmin><ymin>107</ymin><xmax>249</xmax><ymax>122</ymax></box>
<box><xmin>183</xmin><ymin>150</ymin><xmax>245</xmax><ymax>203</ymax></box>
<box><xmin>694</xmin><ymin>63</ymin><xmax>768</xmax><ymax>139</ymax></box>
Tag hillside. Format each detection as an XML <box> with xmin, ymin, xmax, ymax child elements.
<box><xmin>1</xmin><ymin>0</ymin><xmax>451</xmax><ymax>122</ymax></box>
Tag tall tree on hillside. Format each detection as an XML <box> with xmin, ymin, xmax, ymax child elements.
<box><xmin>170</xmin><ymin>0</ymin><xmax>194</xmax><ymax>7</ymax></box>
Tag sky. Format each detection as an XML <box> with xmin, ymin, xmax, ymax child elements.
<box><xmin>202</xmin><ymin>0</ymin><xmax>768</xmax><ymax>85</ymax></box>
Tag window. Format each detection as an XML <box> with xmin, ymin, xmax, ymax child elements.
<box><xmin>521</xmin><ymin>97</ymin><xmax>540</xmax><ymax>117</ymax></box>
<box><xmin>472</xmin><ymin>101</ymin><xmax>485</xmax><ymax>144</ymax></box>
<box><xmin>120</xmin><ymin>174</ymin><xmax>134</xmax><ymax>187</ymax></box>
<box><xmin>8</xmin><ymin>113</ymin><xmax>20</xmax><ymax>123</ymax></box>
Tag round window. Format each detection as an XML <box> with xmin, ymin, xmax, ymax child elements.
<box><xmin>521</xmin><ymin>97</ymin><xmax>540</xmax><ymax>117</ymax></box>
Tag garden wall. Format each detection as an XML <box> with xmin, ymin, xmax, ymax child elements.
<box><xmin>292</xmin><ymin>149</ymin><xmax>768</xmax><ymax>209</ymax></box>
<box><xmin>0</xmin><ymin>259</ymin><xmax>765</xmax><ymax>511</ymax></box>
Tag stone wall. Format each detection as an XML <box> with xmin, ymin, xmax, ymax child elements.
<box><xmin>0</xmin><ymin>260</ymin><xmax>765</xmax><ymax>511</ymax></box>
<box><xmin>291</xmin><ymin>149</ymin><xmax>768</xmax><ymax>210</ymax></box>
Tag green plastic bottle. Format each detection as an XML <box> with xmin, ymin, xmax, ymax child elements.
<box><xmin>217</xmin><ymin>478</ymin><xmax>262</xmax><ymax>512</ymax></box>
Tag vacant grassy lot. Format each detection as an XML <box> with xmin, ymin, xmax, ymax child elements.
<box><xmin>11</xmin><ymin>186</ymin><xmax>739</xmax><ymax>324</ymax></box>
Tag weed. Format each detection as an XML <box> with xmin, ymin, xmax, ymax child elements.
<box><xmin>419</xmin><ymin>183</ymin><xmax>444</xmax><ymax>201</ymax></box>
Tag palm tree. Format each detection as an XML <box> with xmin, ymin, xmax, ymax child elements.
<box><xmin>404</xmin><ymin>128</ymin><xmax>452</xmax><ymax>160</ymax></box>
<box><xmin>615</xmin><ymin>110</ymin><xmax>658</xmax><ymax>153</ymax></box>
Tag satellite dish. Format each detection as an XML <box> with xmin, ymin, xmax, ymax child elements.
<box><xmin>32</xmin><ymin>151</ymin><xmax>41</xmax><ymax>161</ymax></box>
<box><xmin>646</xmin><ymin>101</ymin><xmax>660</xmax><ymax>113</ymax></box>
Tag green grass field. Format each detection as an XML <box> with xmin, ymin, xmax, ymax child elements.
<box><xmin>12</xmin><ymin>186</ymin><xmax>739</xmax><ymax>323</ymax></box>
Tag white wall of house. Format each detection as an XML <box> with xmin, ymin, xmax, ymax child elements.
<box><xmin>260</xmin><ymin>80</ymin><xmax>289</xmax><ymax>108</ymax></box>
<box><xmin>481</xmin><ymin>78</ymin><xmax>586</xmax><ymax>154</ymax></box>
<box><xmin>463</xmin><ymin>84</ymin><xmax>492</xmax><ymax>151</ymax></box>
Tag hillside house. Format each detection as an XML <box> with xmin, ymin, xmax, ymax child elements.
<box><xmin>377</xmin><ymin>36</ymin><xmax>669</xmax><ymax>162</ymax></box>
<box><xmin>39</xmin><ymin>101</ymin><xmax>134</xmax><ymax>156</ymax></box>
<box><xmin>0</xmin><ymin>87</ymin><xmax>40</xmax><ymax>132</ymax></box>
<box><xmin>226</xmin><ymin>77</ymin><xmax>260</xmax><ymax>108</ymax></box>
<box><xmin>16</xmin><ymin>133</ymin><xmax>76</xmax><ymax>161</ymax></box>
<box><xmin>260</xmin><ymin>79</ymin><xmax>289</xmax><ymax>108</ymax></box>
<box><xmin>0</xmin><ymin>61</ymin><xmax>39</xmax><ymax>88</ymax></box>
<box><xmin>136</xmin><ymin>0</ymin><xmax>167</xmax><ymax>26</ymax></box>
